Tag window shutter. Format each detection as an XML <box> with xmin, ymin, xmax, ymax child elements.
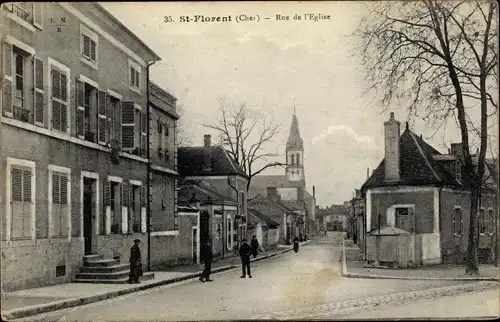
<box><xmin>22</xmin><ymin>170</ymin><xmax>32</xmax><ymax>202</ymax></box>
<box><xmin>60</xmin><ymin>174</ymin><xmax>68</xmax><ymax>205</ymax></box>
<box><xmin>33</xmin><ymin>57</ymin><xmax>44</xmax><ymax>125</ymax></box>
<box><xmin>11</xmin><ymin>168</ymin><xmax>22</xmax><ymax>202</ymax></box>
<box><xmin>140</xmin><ymin>186</ymin><xmax>146</xmax><ymax>207</ymax></box>
<box><xmin>76</xmin><ymin>80</ymin><xmax>85</xmax><ymax>138</ymax></box>
<box><xmin>115</xmin><ymin>102</ymin><xmax>122</xmax><ymax>148</ymax></box>
<box><xmin>103</xmin><ymin>181</ymin><xmax>111</xmax><ymax>206</ymax></box>
<box><xmin>52</xmin><ymin>173</ymin><xmax>60</xmax><ymax>204</ymax></box>
<box><xmin>83</xmin><ymin>35</ymin><xmax>90</xmax><ymax>58</ymax></box>
<box><xmin>106</xmin><ymin>95</ymin><xmax>112</xmax><ymax>145</ymax></box>
<box><xmin>121</xmin><ymin>102</ymin><xmax>135</xmax><ymax>150</ymax></box>
<box><xmin>3</xmin><ymin>42</ymin><xmax>13</xmax><ymax>116</ymax></box>
<box><xmin>121</xmin><ymin>183</ymin><xmax>128</xmax><ymax>207</ymax></box>
<box><xmin>140</xmin><ymin>111</ymin><xmax>147</xmax><ymax>157</ymax></box>
<box><xmin>129</xmin><ymin>185</ymin><xmax>134</xmax><ymax>208</ymax></box>
<box><xmin>33</xmin><ymin>3</ymin><xmax>43</xmax><ymax>28</ymax></box>
<box><xmin>52</xmin><ymin>69</ymin><xmax>61</xmax><ymax>100</ymax></box>
<box><xmin>97</xmin><ymin>90</ymin><xmax>107</xmax><ymax>144</ymax></box>
<box><xmin>165</xmin><ymin>123</ymin><xmax>169</xmax><ymax>137</ymax></box>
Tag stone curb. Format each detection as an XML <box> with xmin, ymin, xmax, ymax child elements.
<box><xmin>1</xmin><ymin>241</ymin><xmax>316</xmax><ymax>321</ymax></box>
<box><xmin>343</xmin><ymin>272</ymin><xmax>500</xmax><ymax>281</ymax></box>
<box><xmin>251</xmin><ymin>281</ymin><xmax>499</xmax><ymax>320</ymax></box>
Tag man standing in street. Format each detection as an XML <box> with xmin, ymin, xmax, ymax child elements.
<box><xmin>239</xmin><ymin>238</ymin><xmax>252</xmax><ymax>278</ymax></box>
<box><xmin>129</xmin><ymin>239</ymin><xmax>142</xmax><ymax>284</ymax></box>
<box><xmin>251</xmin><ymin>235</ymin><xmax>259</xmax><ymax>258</ymax></box>
<box><xmin>199</xmin><ymin>241</ymin><xmax>213</xmax><ymax>282</ymax></box>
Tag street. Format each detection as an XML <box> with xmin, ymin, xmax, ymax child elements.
<box><xmin>19</xmin><ymin>233</ymin><xmax>496</xmax><ymax>321</ymax></box>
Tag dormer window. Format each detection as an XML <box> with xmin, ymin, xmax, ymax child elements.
<box><xmin>454</xmin><ymin>160</ymin><xmax>462</xmax><ymax>182</ymax></box>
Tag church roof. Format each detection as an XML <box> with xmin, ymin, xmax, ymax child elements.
<box><xmin>286</xmin><ymin>113</ymin><xmax>303</xmax><ymax>150</ymax></box>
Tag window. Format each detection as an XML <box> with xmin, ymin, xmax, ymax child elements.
<box><xmin>129</xmin><ymin>59</ymin><xmax>141</xmax><ymax>91</ymax></box>
<box><xmin>479</xmin><ymin>208</ymin><xmax>486</xmax><ymax>234</ymax></box>
<box><xmin>10</xmin><ymin>165</ymin><xmax>33</xmax><ymax>239</ymax></box>
<box><xmin>109</xmin><ymin>96</ymin><xmax>122</xmax><ymax>147</ymax></box>
<box><xmin>395</xmin><ymin>207</ymin><xmax>414</xmax><ymax>233</ymax></box>
<box><xmin>3</xmin><ymin>43</ymin><xmax>37</xmax><ymax>123</ymax></box>
<box><xmin>2</xmin><ymin>3</ymin><xmax>42</xmax><ymax>28</ymax></box>
<box><xmin>122</xmin><ymin>102</ymin><xmax>145</xmax><ymax>157</ymax></box>
<box><xmin>291</xmin><ymin>154</ymin><xmax>295</xmax><ymax>166</ymax></box>
<box><xmin>49</xmin><ymin>59</ymin><xmax>70</xmax><ymax>133</ymax></box>
<box><xmin>296</xmin><ymin>153</ymin><xmax>300</xmax><ymax>165</ymax></box>
<box><xmin>215</xmin><ymin>223</ymin><xmax>222</xmax><ymax>239</ymax></box>
<box><xmin>452</xmin><ymin>207</ymin><xmax>463</xmax><ymax>235</ymax></box>
<box><xmin>105</xmin><ymin>181</ymin><xmax>122</xmax><ymax>234</ymax></box>
<box><xmin>488</xmin><ymin>209</ymin><xmax>495</xmax><ymax>234</ymax></box>
<box><xmin>50</xmin><ymin>170</ymin><xmax>69</xmax><ymax>237</ymax></box>
<box><xmin>83</xmin><ymin>83</ymin><xmax>96</xmax><ymax>141</ymax></box>
<box><xmin>130</xmin><ymin>184</ymin><xmax>142</xmax><ymax>233</ymax></box>
<box><xmin>81</xmin><ymin>25</ymin><xmax>98</xmax><ymax>67</ymax></box>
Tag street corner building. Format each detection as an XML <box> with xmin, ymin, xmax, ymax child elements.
<box><xmin>0</xmin><ymin>2</ymin><xmax>179</xmax><ymax>291</ymax></box>
<box><xmin>177</xmin><ymin>134</ymin><xmax>249</xmax><ymax>259</ymax></box>
<box><xmin>247</xmin><ymin>110</ymin><xmax>318</xmax><ymax>240</ymax></box>
<box><xmin>360</xmin><ymin>112</ymin><xmax>498</xmax><ymax>268</ymax></box>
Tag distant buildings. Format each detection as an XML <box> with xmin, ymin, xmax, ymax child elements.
<box><xmin>316</xmin><ymin>204</ymin><xmax>348</xmax><ymax>232</ymax></box>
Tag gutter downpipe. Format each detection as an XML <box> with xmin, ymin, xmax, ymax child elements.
<box><xmin>146</xmin><ymin>60</ymin><xmax>157</xmax><ymax>271</ymax></box>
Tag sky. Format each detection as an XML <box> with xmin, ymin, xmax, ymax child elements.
<box><xmin>101</xmin><ymin>1</ymin><xmax>497</xmax><ymax>206</ymax></box>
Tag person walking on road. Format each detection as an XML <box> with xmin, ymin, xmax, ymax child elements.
<box><xmin>199</xmin><ymin>241</ymin><xmax>214</xmax><ymax>282</ymax></box>
<box><xmin>251</xmin><ymin>235</ymin><xmax>259</xmax><ymax>258</ymax></box>
<box><xmin>239</xmin><ymin>239</ymin><xmax>252</xmax><ymax>278</ymax></box>
<box><xmin>128</xmin><ymin>239</ymin><xmax>142</xmax><ymax>284</ymax></box>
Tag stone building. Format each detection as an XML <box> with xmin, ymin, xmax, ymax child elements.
<box><xmin>362</xmin><ymin>113</ymin><xmax>497</xmax><ymax>267</ymax></box>
<box><xmin>177</xmin><ymin>134</ymin><xmax>249</xmax><ymax>258</ymax></box>
<box><xmin>0</xmin><ymin>3</ymin><xmax>162</xmax><ymax>291</ymax></box>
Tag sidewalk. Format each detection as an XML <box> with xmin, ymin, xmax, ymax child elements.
<box><xmin>1</xmin><ymin>240</ymin><xmax>311</xmax><ymax>320</ymax></box>
<box><xmin>345</xmin><ymin>260</ymin><xmax>499</xmax><ymax>281</ymax></box>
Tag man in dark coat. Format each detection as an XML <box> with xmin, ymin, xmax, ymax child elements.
<box><xmin>199</xmin><ymin>241</ymin><xmax>213</xmax><ymax>282</ymax></box>
<box><xmin>239</xmin><ymin>239</ymin><xmax>252</xmax><ymax>278</ymax></box>
<box><xmin>129</xmin><ymin>239</ymin><xmax>142</xmax><ymax>284</ymax></box>
<box><xmin>250</xmin><ymin>235</ymin><xmax>259</xmax><ymax>258</ymax></box>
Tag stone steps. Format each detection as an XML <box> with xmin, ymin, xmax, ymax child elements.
<box><xmin>74</xmin><ymin>254</ymin><xmax>154</xmax><ymax>284</ymax></box>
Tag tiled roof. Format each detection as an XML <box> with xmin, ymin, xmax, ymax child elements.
<box><xmin>178</xmin><ymin>183</ymin><xmax>237</xmax><ymax>206</ymax></box>
<box><xmin>247</xmin><ymin>208</ymin><xmax>280</xmax><ymax>228</ymax></box>
<box><xmin>362</xmin><ymin>129</ymin><xmax>461</xmax><ymax>190</ymax></box>
<box><xmin>248</xmin><ymin>194</ymin><xmax>296</xmax><ymax>215</ymax></box>
<box><xmin>178</xmin><ymin>146</ymin><xmax>247</xmax><ymax>178</ymax></box>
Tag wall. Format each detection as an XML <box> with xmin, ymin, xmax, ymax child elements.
<box><xmin>1</xmin><ymin>239</ymin><xmax>83</xmax><ymax>292</ymax></box>
<box><xmin>277</xmin><ymin>188</ymin><xmax>298</xmax><ymax>201</ymax></box>
<box><xmin>150</xmin><ymin>172</ymin><xmax>176</xmax><ymax>231</ymax></box>
<box><xmin>150</xmin><ymin>214</ymin><xmax>196</xmax><ymax>269</ymax></box>
<box><xmin>370</xmin><ymin>190</ymin><xmax>434</xmax><ymax>233</ymax></box>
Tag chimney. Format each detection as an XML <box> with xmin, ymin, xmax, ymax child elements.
<box><xmin>450</xmin><ymin>143</ymin><xmax>463</xmax><ymax>159</ymax></box>
<box><xmin>313</xmin><ymin>185</ymin><xmax>316</xmax><ymax>199</ymax></box>
<box><xmin>384</xmin><ymin>112</ymin><xmax>401</xmax><ymax>181</ymax></box>
<box><xmin>204</xmin><ymin>134</ymin><xmax>212</xmax><ymax>170</ymax></box>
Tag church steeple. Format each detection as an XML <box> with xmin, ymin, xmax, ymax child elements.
<box><xmin>286</xmin><ymin>109</ymin><xmax>303</xmax><ymax>150</ymax></box>
<box><xmin>286</xmin><ymin>109</ymin><xmax>305</xmax><ymax>182</ymax></box>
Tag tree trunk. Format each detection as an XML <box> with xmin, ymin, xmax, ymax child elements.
<box><xmin>465</xmin><ymin>185</ymin><xmax>480</xmax><ymax>275</ymax></box>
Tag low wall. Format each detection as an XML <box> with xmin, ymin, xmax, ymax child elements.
<box><xmin>95</xmin><ymin>233</ymin><xmax>148</xmax><ymax>264</ymax></box>
<box><xmin>1</xmin><ymin>239</ymin><xmax>84</xmax><ymax>292</ymax></box>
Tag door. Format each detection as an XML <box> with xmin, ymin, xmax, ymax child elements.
<box><xmin>83</xmin><ymin>178</ymin><xmax>93</xmax><ymax>255</ymax></box>
<box><xmin>193</xmin><ymin>227</ymin><xmax>198</xmax><ymax>264</ymax></box>
<box><xmin>200</xmin><ymin>211</ymin><xmax>210</xmax><ymax>243</ymax></box>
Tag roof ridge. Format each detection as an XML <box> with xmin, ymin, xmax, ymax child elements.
<box><xmin>409</xmin><ymin>132</ymin><xmax>441</xmax><ymax>181</ymax></box>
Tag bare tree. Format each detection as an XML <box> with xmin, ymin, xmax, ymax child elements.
<box><xmin>352</xmin><ymin>0</ymin><xmax>497</xmax><ymax>275</ymax></box>
<box><xmin>175</xmin><ymin>103</ymin><xmax>193</xmax><ymax>147</ymax></box>
<box><xmin>203</xmin><ymin>98</ymin><xmax>285</xmax><ymax>191</ymax></box>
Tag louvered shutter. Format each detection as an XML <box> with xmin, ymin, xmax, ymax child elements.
<box><xmin>103</xmin><ymin>181</ymin><xmax>111</xmax><ymax>206</ymax></box>
<box><xmin>51</xmin><ymin>172</ymin><xmax>60</xmax><ymax>236</ymax></box>
<box><xmin>97</xmin><ymin>90</ymin><xmax>107</xmax><ymax>144</ymax></box>
<box><xmin>121</xmin><ymin>102</ymin><xmax>135</xmax><ymax>150</ymax></box>
<box><xmin>60</xmin><ymin>73</ymin><xmax>68</xmax><ymax>132</ymax></box>
<box><xmin>115</xmin><ymin>102</ymin><xmax>122</xmax><ymax>148</ymax></box>
<box><xmin>51</xmin><ymin>69</ymin><xmax>61</xmax><ymax>130</ymax></box>
<box><xmin>121</xmin><ymin>183</ymin><xmax>129</xmax><ymax>207</ymax></box>
<box><xmin>11</xmin><ymin>168</ymin><xmax>23</xmax><ymax>239</ymax></box>
<box><xmin>129</xmin><ymin>184</ymin><xmax>134</xmax><ymax>208</ymax></box>
<box><xmin>140</xmin><ymin>186</ymin><xmax>146</xmax><ymax>207</ymax></box>
<box><xmin>22</xmin><ymin>170</ymin><xmax>32</xmax><ymax>238</ymax></box>
<box><xmin>106</xmin><ymin>95</ymin><xmax>112</xmax><ymax>145</ymax></box>
<box><xmin>33</xmin><ymin>3</ymin><xmax>43</xmax><ymax>28</ymax></box>
<box><xmin>60</xmin><ymin>174</ymin><xmax>68</xmax><ymax>237</ymax></box>
<box><xmin>33</xmin><ymin>57</ymin><xmax>44</xmax><ymax>125</ymax></box>
<box><xmin>3</xmin><ymin>42</ymin><xmax>13</xmax><ymax>116</ymax></box>
<box><xmin>76</xmin><ymin>80</ymin><xmax>85</xmax><ymax>138</ymax></box>
<box><xmin>140</xmin><ymin>111</ymin><xmax>147</xmax><ymax>157</ymax></box>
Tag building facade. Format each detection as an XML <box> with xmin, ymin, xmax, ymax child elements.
<box><xmin>1</xmin><ymin>3</ymin><xmax>161</xmax><ymax>291</ymax></box>
<box><xmin>178</xmin><ymin>135</ymin><xmax>249</xmax><ymax>257</ymax></box>
<box><xmin>362</xmin><ymin>113</ymin><xmax>497</xmax><ymax>267</ymax></box>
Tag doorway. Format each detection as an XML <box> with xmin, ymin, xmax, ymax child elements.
<box><xmin>192</xmin><ymin>227</ymin><xmax>198</xmax><ymax>264</ymax></box>
<box><xmin>83</xmin><ymin>177</ymin><xmax>95</xmax><ymax>255</ymax></box>
<box><xmin>200</xmin><ymin>210</ymin><xmax>210</xmax><ymax>243</ymax></box>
